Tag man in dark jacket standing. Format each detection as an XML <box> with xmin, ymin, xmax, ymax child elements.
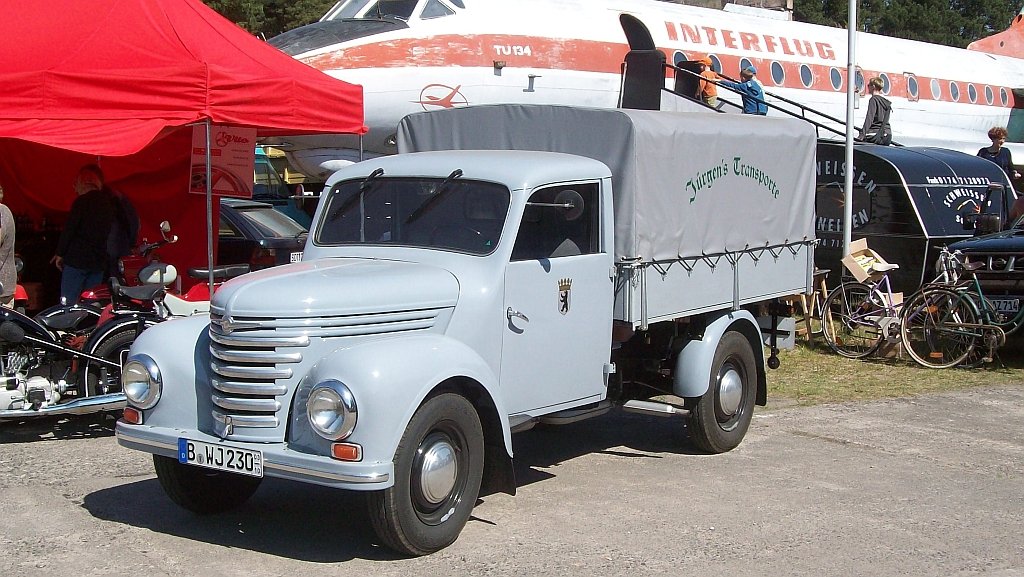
<box><xmin>50</xmin><ymin>164</ymin><xmax>116</xmax><ymax>305</ymax></box>
<box><xmin>861</xmin><ymin>77</ymin><xmax>892</xmax><ymax>145</ymax></box>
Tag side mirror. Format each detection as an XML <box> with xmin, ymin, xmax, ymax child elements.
<box><xmin>975</xmin><ymin>213</ymin><xmax>1002</xmax><ymax>236</ymax></box>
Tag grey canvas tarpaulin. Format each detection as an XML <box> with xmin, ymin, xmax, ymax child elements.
<box><xmin>397</xmin><ymin>104</ymin><xmax>817</xmax><ymax>264</ymax></box>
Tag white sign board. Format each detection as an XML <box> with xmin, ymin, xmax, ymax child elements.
<box><xmin>190</xmin><ymin>126</ymin><xmax>257</xmax><ymax>198</ymax></box>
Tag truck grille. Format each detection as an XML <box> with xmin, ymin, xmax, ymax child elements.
<box><xmin>207</xmin><ymin>309</ymin><xmax>443</xmax><ymax>440</ymax></box>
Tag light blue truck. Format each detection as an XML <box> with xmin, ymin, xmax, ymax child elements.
<box><xmin>115</xmin><ymin>105</ymin><xmax>817</xmax><ymax>555</ymax></box>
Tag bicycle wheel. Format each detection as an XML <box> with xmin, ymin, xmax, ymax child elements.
<box><xmin>900</xmin><ymin>287</ymin><xmax>979</xmax><ymax>369</ymax></box>
<box><xmin>821</xmin><ymin>281</ymin><xmax>884</xmax><ymax>359</ymax></box>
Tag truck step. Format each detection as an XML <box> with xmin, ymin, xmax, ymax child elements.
<box><xmin>621</xmin><ymin>399</ymin><xmax>688</xmax><ymax>418</ymax></box>
<box><xmin>537</xmin><ymin>401</ymin><xmax>613</xmax><ymax>426</ymax></box>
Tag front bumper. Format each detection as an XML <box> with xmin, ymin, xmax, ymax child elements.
<box><xmin>115</xmin><ymin>421</ymin><xmax>393</xmax><ymax>490</ymax></box>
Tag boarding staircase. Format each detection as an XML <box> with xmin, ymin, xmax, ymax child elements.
<box><xmin>617</xmin><ymin>13</ymin><xmax>887</xmax><ymax>144</ymax></box>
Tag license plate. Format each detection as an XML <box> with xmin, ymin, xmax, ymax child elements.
<box><xmin>290</xmin><ymin>251</ymin><xmax>303</xmax><ymax>263</ymax></box>
<box><xmin>178</xmin><ymin>438</ymin><xmax>263</xmax><ymax>478</ymax></box>
<box><xmin>990</xmin><ymin>298</ymin><xmax>1020</xmax><ymax>314</ymax></box>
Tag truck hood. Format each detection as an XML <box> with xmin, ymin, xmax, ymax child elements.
<box><xmin>211</xmin><ymin>258</ymin><xmax>459</xmax><ymax>318</ymax></box>
<box><xmin>949</xmin><ymin>228</ymin><xmax>1024</xmax><ymax>253</ymax></box>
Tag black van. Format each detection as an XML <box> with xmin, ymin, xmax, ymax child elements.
<box><xmin>815</xmin><ymin>142</ymin><xmax>1012</xmax><ymax>293</ymax></box>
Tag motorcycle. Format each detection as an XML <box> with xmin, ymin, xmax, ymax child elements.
<box><xmin>1</xmin><ymin>220</ymin><xmax>248</xmax><ymax>422</ymax></box>
<box><xmin>0</xmin><ymin>303</ymin><xmax>124</xmax><ymax>421</ymax></box>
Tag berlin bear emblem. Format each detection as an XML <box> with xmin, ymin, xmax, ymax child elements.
<box><xmin>558</xmin><ymin>278</ymin><xmax>572</xmax><ymax>315</ymax></box>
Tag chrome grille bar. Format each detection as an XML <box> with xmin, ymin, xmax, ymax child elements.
<box><xmin>211</xmin><ymin>378</ymin><xmax>288</xmax><ymax>396</ymax></box>
<box><xmin>210</xmin><ymin>346</ymin><xmax>302</xmax><ymax>364</ymax></box>
<box><xmin>212</xmin><ymin>395</ymin><xmax>282</xmax><ymax>412</ymax></box>
<box><xmin>211</xmin><ymin>363</ymin><xmax>293</xmax><ymax>380</ymax></box>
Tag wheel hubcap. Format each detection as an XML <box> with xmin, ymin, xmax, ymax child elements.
<box><xmin>418</xmin><ymin>434</ymin><xmax>458</xmax><ymax>505</ymax></box>
<box><xmin>717</xmin><ymin>366</ymin><xmax>743</xmax><ymax>417</ymax></box>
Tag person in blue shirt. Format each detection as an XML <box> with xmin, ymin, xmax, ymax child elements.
<box><xmin>719</xmin><ymin>67</ymin><xmax>767</xmax><ymax>115</ymax></box>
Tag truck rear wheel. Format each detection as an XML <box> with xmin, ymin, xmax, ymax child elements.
<box><xmin>153</xmin><ymin>455</ymin><xmax>262</xmax><ymax>514</ymax></box>
<box><xmin>688</xmin><ymin>331</ymin><xmax>756</xmax><ymax>453</ymax></box>
<box><xmin>367</xmin><ymin>393</ymin><xmax>484</xmax><ymax>556</ymax></box>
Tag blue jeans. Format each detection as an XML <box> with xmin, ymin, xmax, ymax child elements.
<box><xmin>60</xmin><ymin>265</ymin><xmax>104</xmax><ymax>305</ymax></box>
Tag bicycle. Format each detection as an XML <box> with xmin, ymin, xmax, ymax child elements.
<box><xmin>822</xmin><ymin>245</ymin><xmax>977</xmax><ymax>368</ymax></box>
<box><xmin>900</xmin><ymin>247</ymin><xmax>1021</xmax><ymax>368</ymax></box>
<box><xmin>821</xmin><ymin>259</ymin><xmax>903</xmax><ymax>359</ymax></box>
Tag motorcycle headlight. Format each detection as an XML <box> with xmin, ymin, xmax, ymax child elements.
<box><xmin>122</xmin><ymin>354</ymin><xmax>161</xmax><ymax>410</ymax></box>
<box><xmin>307</xmin><ymin>380</ymin><xmax>357</xmax><ymax>441</ymax></box>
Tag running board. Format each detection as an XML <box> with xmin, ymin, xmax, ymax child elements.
<box><xmin>536</xmin><ymin>401</ymin><xmax>613</xmax><ymax>426</ymax></box>
<box><xmin>621</xmin><ymin>399</ymin><xmax>688</xmax><ymax>418</ymax></box>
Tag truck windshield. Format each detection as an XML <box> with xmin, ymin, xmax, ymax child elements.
<box><xmin>316</xmin><ymin>177</ymin><xmax>510</xmax><ymax>254</ymax></box>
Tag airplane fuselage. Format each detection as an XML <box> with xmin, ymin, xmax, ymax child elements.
<box><xmin>268</xmin><ymin>0</ymin><xmax>1024</xmax><ymax>179</ymax></box>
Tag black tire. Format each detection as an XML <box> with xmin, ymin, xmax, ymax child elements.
<box><xmin>900</xmin><ymin>287</ymin><xmax>979</xmax><ymax>369</ymax></box>
<box><xmin>688</xmin><ymin>331</ymin><xmax>757</xmax><ymax>454</ymax></box>
<box><xmin>153</xmin><ymin>455</ymin><xmax>262</xmax><ymax>514</ymax></box>
<box><xmin>79</xmin><ymin>323</ymin><xmax>147</xmax><ymax>396</ymax></box>
<box><xmin>821</xmin><ymin>281</ymin><xmax>884</xmax><ymax>359</ymax></box>
<box><xmin>367</xmin><ymin>393</ymin><xmax>484</xmax><ymax>556</ymax></box>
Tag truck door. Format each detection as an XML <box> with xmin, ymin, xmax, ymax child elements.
<box><xmin>500</xmin><ymin>183</ymin><xmax>614</xmax><ymax>415</ymax></box>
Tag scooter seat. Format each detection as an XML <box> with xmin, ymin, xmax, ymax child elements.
<box><xmin>188</xmin><ymin>264</ymin><xmax>251</xmax><ymax>281</ymax></box>
<box><xmin>115</xmin><ymin>282</ymin><xmax>164</xmax><ymax>301</ymax></box>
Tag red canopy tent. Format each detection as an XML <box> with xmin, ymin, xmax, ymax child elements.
<box><xmin>0</xmin><ymin>0</ymin><xmax>364</xmax><ymax>308</ymax></box>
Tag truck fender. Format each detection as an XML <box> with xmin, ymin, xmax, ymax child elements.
<box><xmin>294</xmin><ymin>334</ymin><xmax>514</xmax><ymax>477</ymax></box>
<box><xmin>672</xmin><ymin>309</ymin><xmax>767</xmax><ymax>405</ymax></box>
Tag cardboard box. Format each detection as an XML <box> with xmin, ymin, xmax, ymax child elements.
<box><xmin>841</xmin><ymin>238</ymin><xmax>894</xmax><ymax>282</ymax></box>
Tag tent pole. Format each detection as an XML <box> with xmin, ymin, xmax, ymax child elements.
<box><xmin>205</xmin><ymin>120</ymin><xmax>214</xmax><ymax>295</ymax></box>
<box><xmin>360</xmin><ymin>134</ymin><xmax>364</xmax><ymax>162</ymax></box>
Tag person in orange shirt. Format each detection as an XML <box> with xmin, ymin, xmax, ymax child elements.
<box><xmin>698</xmin><ymin>57</ymin><xmax>719</xmax><ymax>107</ymax></box>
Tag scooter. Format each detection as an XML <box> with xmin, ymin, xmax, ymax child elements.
<box><xmin>32</xmin><ymin>220</ymin><xmax>180</xmax><ymax>336</ymax></box>
<box><xmin>77</xmin><ymin>262</ymin><xmax>249</xmax><ymax>397</ymax></box>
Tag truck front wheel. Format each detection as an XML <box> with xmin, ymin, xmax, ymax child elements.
<box><xmin>153</xmin><ymin>455</ymin><xmax>262</xmax><ymax>514</ymax></box>
<box><xmin>687</xmin><ymin>331</ymin><xmax>757</xmax><ymax>453</ymax></box>
<box><xmin>368</xmin><ymin>393</ymin><xmax>484</xmax><ymax>556</ymax></box>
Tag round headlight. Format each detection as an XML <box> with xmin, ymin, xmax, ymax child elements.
<box><xmin>307</xmin><ymin>380</ymin><xmax>357</xmax><ymax>441</ymax></box>
<box><xmin>122</xmin><ymin>355</ymin><xmax>161</xmax><ymax>410</ymax></box>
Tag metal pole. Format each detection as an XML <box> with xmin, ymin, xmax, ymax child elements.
<box><xmin>843</xmin><ymin>0</ymin><xmax>857</xmax><ymax>257</ymax></box>
<box><xmin>205</xmin><ymin>120</ymin><xmax>214</xmax><ymax>295</ymax></box>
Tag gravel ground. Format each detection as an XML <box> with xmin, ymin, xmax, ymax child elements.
<box><xmin>1</xmin><ymin>385</ymin><xmax>1022</xmax><ymax>576</ymax></box>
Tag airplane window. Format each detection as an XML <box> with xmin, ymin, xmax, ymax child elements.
<box><xmin>421</xmin><ymin>0</ymin><xmax>454</xmax><ymax>19</ymax></box>
<box><xmin>985</xmin><ymin>86</ymin><xmax>994</xmax><ymax>105</ymax></box>
<box><xmin>799</xmin><ymin>64</ymin><xmax>813</xmax><ymax>88</ymax></box>
<box><xmin>673</xmin><ymin>51</ymin><xmax>688</xmax><ymax>67</ymax></box>
<box><xmin>709</xmin><ymin>55</ymin><xmax>722</xmax><ymax>73</ymax></box>
<box><xmin>906</xmin><ymin>75</ymin><xmax>918</xmax><ymax>99</ymax></box>
<box><xmin>830</xmin><ymin>68</ymin><xmax>842</xmax><ymax>91</ymax></box>
<box><xmin>968</xmin><ymin>84</ymin><xmax>978</xmax><ymax>103</ymax></box>
<box><xmin>879</xmin><ymin>74</ymin><xmax>890</xmax><ymax>94</ymax></box>
<box><xmin>950</xmin><ymin>82</ymin><xmax>960</xmax><ymax>102</ymax></box>
<box><xmin>1001</xmin><ymin>87</ymin><xmax>1010</xmax><ymax>106</ymax></box>
<box><xmin>931</xmin><ymin>79</ymin><xmax>941</xmax><ymax>99</ymax></box>
<box><xmin>326</xmin><ymin>0</ymin><xmax>374</xmax><ymax>19</ymax></box>
<box><xmin>739</xmin><ymin>58</ymin><xmax>752</xmax><ymax>75</ymax></box>
<box><xmin>854</xmin><ymin>70</ymin><xmax>864</xmax><ymax>92</ymax></box>
<box><xmin>360</xmin><ymin>0</ymin><xmax>418</xmax><ymax>20</ymax></box>
<box><xmin>770</xmin><ymin>61</ymin><xmax>785</xmax><ymax>86</ymax></box>
<box><xmin>450</xmin><ymin>0</ymin><xmax>464</xmax><ymax>7</ymax></box>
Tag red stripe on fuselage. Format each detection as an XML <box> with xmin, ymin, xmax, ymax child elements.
<box><xmin>301</xmin><ymin>34</ymin><xmax>1016</xmax><ymax>108</ymax></box>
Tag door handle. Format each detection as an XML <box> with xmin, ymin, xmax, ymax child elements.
<box><xmin>506</xmin><ymin>307</ymin><xmax>529</xmax><ymax>323</ymax></box>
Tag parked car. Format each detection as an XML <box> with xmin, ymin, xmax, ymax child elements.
<box><xmin>219</xmin><ymin>197</ymin><xmax>307</xmax><ymax>269</ymax></box>
<box><xmin>253</xmin><ymin>146</ymin><xmax>313</xmax><ymax>228</ymax></box>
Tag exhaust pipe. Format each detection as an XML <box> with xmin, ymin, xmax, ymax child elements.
<box><xmin>0</xmin><ymin>392</ymin><xmax>126</xmax><ymax>421</ymax></box>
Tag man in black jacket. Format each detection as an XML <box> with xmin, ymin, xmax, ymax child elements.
<box><xmin>50</xmin><ymin>164</ymin><xmax>116</xmax><ymax>305</ymax></box>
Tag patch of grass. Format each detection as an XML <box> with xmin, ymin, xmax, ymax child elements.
<box><xmin>768</xmin><ymin>338</ymin><xmax>1024</xmax><ymax>406</ymax></box>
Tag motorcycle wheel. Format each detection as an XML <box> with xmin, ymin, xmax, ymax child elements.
<box><xmin>79</xmin><ymin>324</ymin><xmax>144</xmax><ymax>397</ymax></box>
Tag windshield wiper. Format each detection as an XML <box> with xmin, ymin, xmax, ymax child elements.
<box><xmin>404</xmin><ymin>169</ymin><xmax>463</xmax><ymax>225</ymax></box>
